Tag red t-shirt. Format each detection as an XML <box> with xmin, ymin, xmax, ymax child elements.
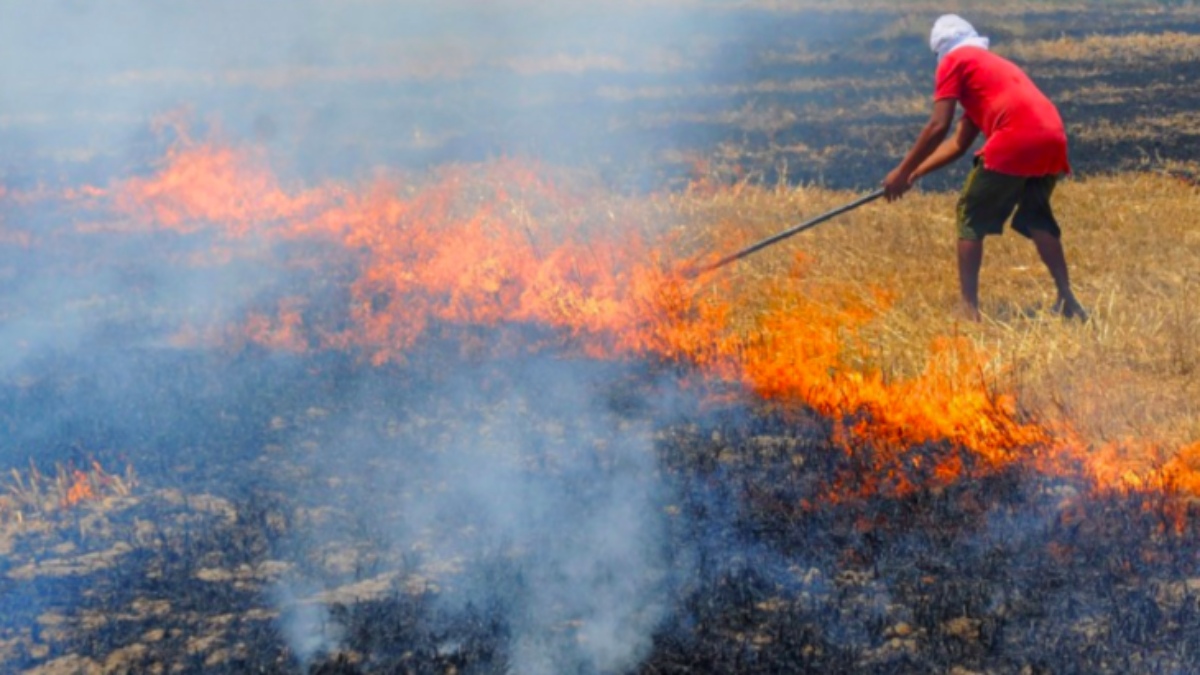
<box><xmin>934</xmin><ymin>47</ymin><xmax>1070</xmax><ymax>177</ymax></box>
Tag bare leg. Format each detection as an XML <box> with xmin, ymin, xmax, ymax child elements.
<box><xmin>1029</xmin><ymin>230</ymin><xmax>1087</xmax><ymax>321</ymax></box>
<box><xmin>957</xmin><ymin>238</ymin><xmax>984</xmax><ymax>321</ymax></box>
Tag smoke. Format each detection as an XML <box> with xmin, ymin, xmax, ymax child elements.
<box><xmin>269</xmin><ymin>353</ymin><xmax>682</xmax><ymax>671</ymax></box>
<box><xmin>0</xmin><ymin>1</ymin><xmax>868</xmax><ymax>670</ymax></box>
<box><xmin>0</xmin><ymin>0</ymin><xmax>726</xmax><ymax>188</ymax></box>
<box><xmin>0</xmin><ymin>0</ymin><xmax>728</xmax><ymax>381</ymax></box>
<box><xmin>272</xmin><ymin>585</ymin><xmax>342</xmax><ymax>665</ymax></box>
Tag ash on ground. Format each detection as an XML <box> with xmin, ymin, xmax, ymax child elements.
<box><xmin>2</xmin><ymin>347</ymin><xmax>1199</xmax><ymax>674</ymax></box>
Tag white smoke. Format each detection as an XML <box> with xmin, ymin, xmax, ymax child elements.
<box><xmin>271</xmin><ymin>355</ymin><xmax>679</xmax><ymax>671</ymax></box>
<box><xmin>0</xmin><ymin>1</ymin><xmax>782</xmax><ymax>668</ymax></box>
<box><xmin>272</xmin><ymin>585</ymin><xmax>341</xmax><ymax>666</ymax></box>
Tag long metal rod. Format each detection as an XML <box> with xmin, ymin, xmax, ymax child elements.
<box><xmin>690</xmin><ymin>188</ymin><xmax>885</xmax><ymax>276</ymax></box>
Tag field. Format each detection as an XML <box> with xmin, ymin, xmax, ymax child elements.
<box><xmin>3</xmin><ymin>2</ymin><xmax>1200</xmax><ymax>673</ymax></box>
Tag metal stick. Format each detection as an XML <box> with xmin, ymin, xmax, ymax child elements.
<box><xmin>688</xmin><ymin>188</ymin><xmax>886</xmax><ymax>276</ymax></box>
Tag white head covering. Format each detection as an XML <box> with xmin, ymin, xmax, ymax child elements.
<box><xmin>930</xmin><ymin>14</ymin><xmax>990</xmax><ymax>62</ymax></box>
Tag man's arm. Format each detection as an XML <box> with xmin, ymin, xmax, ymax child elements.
<box><xmin>882</xmin><ymin>98</ymin><xmax>957</xmax><ymax>201</ymax></box>
<box><xmin>912</xmin><ymin>115</ymin><xmax>980</xmax><ymax>181</ymax></box>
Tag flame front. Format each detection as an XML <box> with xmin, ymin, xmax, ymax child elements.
<box><xmin>17</xmin><ymin>129</ymin><xmax>1196</xmax><ymax>509</ymax></box>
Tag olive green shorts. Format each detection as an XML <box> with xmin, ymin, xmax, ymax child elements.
<box><xmin>957</xmin><ymin>160</ymin><xmax>1062</xmax><ymax>241</ymax></box>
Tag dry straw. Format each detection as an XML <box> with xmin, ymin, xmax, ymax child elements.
<box><xmin>625</xmin><ymin>169</ymin><xmax>1200</xmax><ymax>452</ymax></box>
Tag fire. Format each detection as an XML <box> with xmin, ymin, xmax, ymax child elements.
<box><xmin>241</xmin><ymin>297</ymin><xmax>311</xmax><ymax>354</ymax></box>
<box><xmin>742</xmin><ymin>300</ymin><xmax>1048</xmax><ymax>498</ymax></box>
<box><xmin>101</xmin><ymin>138</ymin><xmax>737</xmax><ymax>367</ymax></box>
<box><xmin>62</xmin><ymin>470</ymin><xmax>96</xmax><ymax>508</ymax></box>
<box><xmin>109</xmin><ymin>132</ymin><xmax>328</xmax><ymax>238</ymax></box>
<box><xmin>1</xmin><ymin>460</ymin><xmax>130</xmax><ymax>522</ymax></box>
<box><xmin>62</xmin><ymin>128</ymin><xmax>1200</xmax><ymax>508</ymax></box>
<box><xmin>60</xmin><ymin>461</ymin><xmax>128</xmax><ymax>509</ymax></box>
<box><xmin>1164</xmin><ymin>442</ymin><xmax>1200</xmax><ymax>494</ymax></box>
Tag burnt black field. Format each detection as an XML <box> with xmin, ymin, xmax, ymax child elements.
<box><xmin>4</xmin><ymin>344</ymin><xmax>1200</xmax><ymax>673</ymax></box>
<box><xmin>3</xmin><ymin>6</ymin><xmax>1200</xmax><ymax>193</ymax></box>
<box><xmin>4</xmin><ymin>3</ymin><xmax>1200</xmax><ymax>674</ymax></box>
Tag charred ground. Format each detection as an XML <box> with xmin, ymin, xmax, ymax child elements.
<box><xmin>3</xmin><ymin>342</ymin><xmax>1200</xmax><ymax>673</ymax></box>
<box><xmin>4</xmin><ymin>2</ymin><xmax>1200</xmax><ymax>674</ymax></box>
<box><xmin>6</xmin><ymin>5</ymin><xmax>1200</xmax><ymax>192</ymax></box>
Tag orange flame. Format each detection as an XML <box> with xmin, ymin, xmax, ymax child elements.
<box><xmin>78</xmin><ymin>129</ymin><xmax>1200</xmax><ymax>507</ymax></box>
<box><xmin>60</xmin><ymin>461</ymin><xmax>120</xmax><ymax>509</ymax></box>
<box><xmin>241</xmin><ymin>297</ymin><xmax>311</xmax><ymax>353</ymax></box>
<box><xmin>118</xmin><ymin>143</ymin><xmax>320</xmax><ymax>237</ymax></box>
<box><xmin>63</xmin><ymin>470</ymin><xmax>96</xmax><ymax>508</ymax></box>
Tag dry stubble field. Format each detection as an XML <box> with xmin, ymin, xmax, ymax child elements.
<box><xmin>3</xmin><ymin>1</ymin><xmax>1200</xmax><ymax>674</ymax></box>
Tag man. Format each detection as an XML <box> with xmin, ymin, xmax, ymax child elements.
<box><xmin>882</xmin><ymin>14</ymin><xmax>1087</xmax><ymax>322</ymax></box>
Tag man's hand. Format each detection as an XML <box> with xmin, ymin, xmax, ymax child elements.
<box><xmin>882</xmin><ymin>168</ymin><xmax>914</xmax><ymax>202</ymax></box>
<box><xmin>884</xmin><ymin>99</ymin><xmax>957</xmax><ymax>203</ymax></box>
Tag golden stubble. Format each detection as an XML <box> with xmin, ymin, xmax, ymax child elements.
<box><xmin>647</xmin><ymin>171</ymin><xmax>1200</xmax><ymax>451</ymax></box>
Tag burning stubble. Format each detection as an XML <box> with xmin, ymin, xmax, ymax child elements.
<box><xmin>8</xmin><ymin>124</ymin><xmax>1200</xmax><ymax>530</ymax></box>
<box><xmin>4</xmin><ymin>3</ymin><xmax>1200</xmax><ymax>672</ymax></box>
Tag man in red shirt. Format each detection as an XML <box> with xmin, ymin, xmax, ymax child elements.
<box><xmin>882</xmin><ymin>14</ymin><xmax>1087</xmax><ymax>322</ymax></box>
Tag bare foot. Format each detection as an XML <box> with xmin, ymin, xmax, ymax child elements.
<box><xmin>1052</xmin><ymin>295</ymin><xmax>1089</xmax><ymax>322</ymax></box>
